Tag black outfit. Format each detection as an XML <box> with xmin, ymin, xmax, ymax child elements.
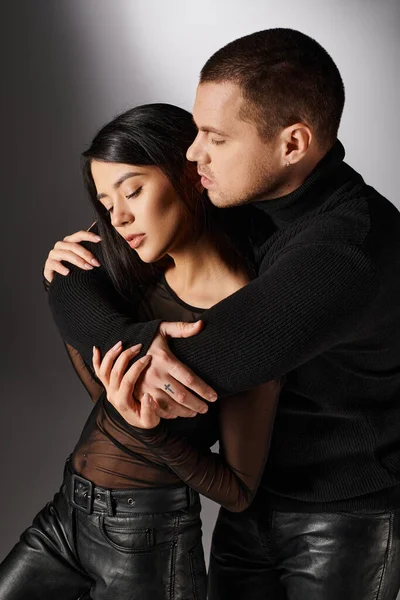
<box><xmin>208</xmin><ymin>499</ymin><xmax>400</xmax><ymax>600</ymax></box>
<box><xmin>45</xmin><ymin>140</ymin><xmax>400</xmax><ymax>598</ymax></box>
<box><xmin>48</xmin><ymin>140</ymin><xmax>400</xmax><ymax>512</ymax></box>
<box><xmin>0</xmin><ymin>460</ymin><xmax>205</xmax><ymax>600</ymax></box>
<box><xmin>0</xmin><ymin>273</ymin><xmax>279</xmax><ymax>599</ymax></box>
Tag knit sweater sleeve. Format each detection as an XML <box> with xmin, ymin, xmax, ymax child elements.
<box><xmin>48</xmin><ymin>241</ymin><xmax>378</xmax><ymax>395</ymax></box>
<box><xmin>106</xmin><ymin>379</ymin><xmax>281</xmax><ymax>512</ymax></box>
<box><xmin>170</xmin><ymin>242</ymin><xmax>378</xmax><ymax>392</ymax></box>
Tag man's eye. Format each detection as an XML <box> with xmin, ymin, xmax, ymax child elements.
<box><xmin>211</xmin><ymin>139</ymin><xmax>225</xmax><ymax>146</ymax></box>
<box><xmin>126</xmin><ymin>186</ymin><xmax>143</xmax><ymax>199</ymax></box>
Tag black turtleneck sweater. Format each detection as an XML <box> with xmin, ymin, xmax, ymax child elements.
<box><xmin>48</xmin><ymin>141</ymin><xmax>400</xmax><ymax>511</ymax></box>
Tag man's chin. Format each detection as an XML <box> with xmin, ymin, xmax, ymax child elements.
<box><xmin>206</xmin><ymin>189</ymin><xmax>229</xmax><ymax>207</ymax></box>
<box><xmin>207</xmin><ymin>189</ymin><xmax>245</xmax><ymax>208</ymax></box>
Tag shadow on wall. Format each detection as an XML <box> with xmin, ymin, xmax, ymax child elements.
<box><xmin>0</xmin><ymin>0</ymin><xmax>147</xmax><ymax>560</ymax></box>
<box><xmin>0</xmin><ymin>0</ymin><xmax>220</xmax><ymax>564</ymax></box>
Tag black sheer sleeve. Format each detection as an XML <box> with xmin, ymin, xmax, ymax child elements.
<box><xmin>63</xmin><ymin>342</ymin><xmax>104</xmax><ymax>403</ymax></box>
<box><xmin>108</xmin><ymin>379</ymin><xmax>281</xmax><ymax>512</ymax></box>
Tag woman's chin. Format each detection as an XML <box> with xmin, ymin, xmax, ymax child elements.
<box><xmin>135</xmin><ymin>248</ymin><xmax>159</xmax><ymax>265</ymax></box>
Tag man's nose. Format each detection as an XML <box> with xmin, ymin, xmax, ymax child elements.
<box><xmin>187</xmin><ymin>134</ymin><xmax>209</xmax><ymax>164</ymax></box>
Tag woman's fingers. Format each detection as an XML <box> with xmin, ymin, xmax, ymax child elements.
<box><xmin>92</xmin><ymin>346</ymin><xmax>102</xmax><ymax>377</ymax></box>
<box><xmin>119</xmin><ymin>355</ymin><xmax>153</xmax><ymax>400</ymax></box>
<box><xmin>139</xmin><ymin>394</ymin><xmax>160</xmax><ymax>428</ymax></box>
<box><xmin>43</xmin><ymin>259</ymin><xmax>70</xmax><ymax>281</ymax></box>
<box><xmin>44</xmin><ymin>231</ymin><xmax>102</xmax><ymax>282</ymax></box>
<box><xmin>53</xmin><ymin>241</ymin><xmax>101</xmax><ymax>267</ymax></box>
<box><xmin>47</xmin><ymin>249</ymin><xmax>97</xmax><ymax>272</ymax></box>
<box><xmin>108</xmin><ymin>344</ymin><xmax>143</xmax><ymax>390</ymax></box>
<box><xmin>92</xmin><ymin>341</ymin><xmax>123</xmax><ymax>385</ymax></box>
<box><xmin>63</xmin><ymin>230</ymin><xmax>101</xmax><ymax>244</ymax></box>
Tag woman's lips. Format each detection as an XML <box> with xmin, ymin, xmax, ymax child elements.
<box><xmin>126</xmin><ymin>234</ymin><xmax>146</xmax><ymax>249</ymax></box>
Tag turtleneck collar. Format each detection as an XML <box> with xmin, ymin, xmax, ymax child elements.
<box><xmin>252</xmin><ymin>140</ymin><xmax>346</xmax><ymax>227</ymax></box>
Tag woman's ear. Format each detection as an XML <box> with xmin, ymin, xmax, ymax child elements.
<box><xmin>185</xmin><ymin>160</ymin><xmax>204</xmax><ymax>193</ymax></box>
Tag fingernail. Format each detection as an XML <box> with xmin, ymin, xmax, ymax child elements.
<box><xmin>112</xmin><ymin>341</ymin><xmax>122</xmax><ymax>350</ymax></box>
<box><xmin>63</xmin><ymin>268</ymin><xmax>70</xmax><ymax>275</ymax></box>
<box><xmin>92</xmin><ymin>346</ymin><xmax>96</xmax><ymax>353</ymax></box>
<box><xmin>210</xmin><ymin>393</ymin><xmax>218</xmax><ymax>402</ymax></box>
<box><xmin>94</xmin><ymin>236</ymin><xmax>102</xmax><ymax>241</ymax></box>
<box><xmin>140</xmin><ymin>355</ymin><xmax>152</xmax><ymax>363</ymax></box>
<box><xmin>131</xmin><ymin>343</ymin><xmax>143</xmax><ymax>352</ymax></box>
<box><xmin>200</xmin><ymin>406</ymin><xmax>208</xmax><ymax>414</ymax></box>
<box><xmin>91</xmin><ymin>259</ymin><xmax>101</xmax><ymax>267</ymax></box>
<box><xmin>84</xmin><ymin>263</ymin><xmax>93</xmax><ymax>269</ymax></box>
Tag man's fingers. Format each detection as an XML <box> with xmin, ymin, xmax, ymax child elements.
<box><xmin>160</xmin><ymin>376</ymin><xmax>209</xmax><ymax>414</ymax></box>
<box><xmin>159</xmin><ymin>320</ymin><xmax>204</xmax><ymax>339</ymax></box>
<box><xmin>152</xmin><ymin>395</ymin><xmax>197</xmax><ymax>419</ymax></box>
<box><xmin>168</xmin><ymin>359</ymin><xmax>217</xmax><ymax>403</ymax></box>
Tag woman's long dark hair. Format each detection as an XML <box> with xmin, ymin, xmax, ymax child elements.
<box><xmin>82</xmin><ymin>103</ymin><xmax>256</xmax><ymax>299</ymax></box>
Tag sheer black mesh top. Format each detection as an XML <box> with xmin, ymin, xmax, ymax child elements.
<box><xmin>59</xmin><ymin>274</ymin><xmax>280</xmax><ymax>512</ymax></box>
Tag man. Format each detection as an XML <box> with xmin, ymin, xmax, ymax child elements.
<box><xmin>48</xmin><ymin>29</ymin><xmax>400</xmax><ymax>599</ymax></box>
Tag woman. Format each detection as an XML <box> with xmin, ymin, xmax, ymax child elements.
<box><xmin>0</xmin><ymin>104</ymin><xmax>280</xmax><ymax>600</ymax></box>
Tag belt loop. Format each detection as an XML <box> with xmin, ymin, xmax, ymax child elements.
<box><xmin>105</xmin><ymin>490</ymin><xmax>114</xmax><ymax>517</ymax></box>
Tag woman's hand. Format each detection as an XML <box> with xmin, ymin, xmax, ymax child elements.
<box><xmin>43</xmin><ymin>230</ymin><xmax>102</xmax><ymax>284</ymax></box>
<box><xmin>92</xmin><ymin>342</ymin><xmax>160</xmax><ymax>429</ymax></box>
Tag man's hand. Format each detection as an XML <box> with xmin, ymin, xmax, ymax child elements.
<box><xmin>134</xmin><ymin>321</ymin><xmax>218</xmax><ymax>419</ymax></box>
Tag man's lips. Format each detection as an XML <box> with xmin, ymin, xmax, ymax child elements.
<box><xmin>124</xmin><ymin>233</ymin><xmax>146</xmax><ymax>249</ymax></box>
<box><xmin>198</xmin><ymin>172</ymin><xmax>214</xmax><ymax>188</ymax></box>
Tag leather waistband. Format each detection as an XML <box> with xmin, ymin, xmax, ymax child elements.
<box><xmin>63</xmin><ymin>458</ymin><xmax>198</xmax><ymax>516</ymax></box>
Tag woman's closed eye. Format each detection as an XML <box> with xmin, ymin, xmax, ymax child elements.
<box><xmin>126</xmin><ymin>186</ymin><xmax>143</xmax><ymax>200</ymax></box>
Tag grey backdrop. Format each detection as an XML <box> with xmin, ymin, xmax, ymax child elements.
<box><xmin>1</xmin><ymin>0</ymin><xmax>399</xmax><ymax>582</ymax></box>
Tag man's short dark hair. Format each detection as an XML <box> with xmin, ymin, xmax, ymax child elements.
<box><xmin>200</xmin><ymin>28</ymin><xmax>345</xmax><ymax>150</ymax></box>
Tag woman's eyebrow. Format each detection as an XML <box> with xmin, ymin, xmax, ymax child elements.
<box><xmin>96</xmin><ymin>172</ymin><xmax>144</xmax><ymax>201</ymax></box>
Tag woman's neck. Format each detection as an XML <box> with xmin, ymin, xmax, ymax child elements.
<box><xmin>165</xmin><ymin>234</ymin><xmax>250</xmax><ymax>309</ymax></box>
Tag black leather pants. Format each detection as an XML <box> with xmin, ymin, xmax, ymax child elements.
<box><xmin>0</xmin><ymin>461</ymin><xmax>207</xmax><ymax>600</ymax></box>
<box><xmin>208</xmin><ymin>497</ymin><xmax>400</xmax><ymax>600</ymax></box>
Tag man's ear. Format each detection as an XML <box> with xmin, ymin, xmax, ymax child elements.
<box><xmin>185</xmin><ymin>160</ymin><xmax>204</xmax><ymax>193</ymax></box>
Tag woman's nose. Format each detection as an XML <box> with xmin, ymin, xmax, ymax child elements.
<box><xmin>112</xmin><ymin>203</ymin><xmax>134</xmax><ymax>228</ymax></box>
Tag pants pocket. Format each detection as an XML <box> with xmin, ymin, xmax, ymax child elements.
<box><xmin>99</xmin><ymin>516</ymin><xmax>156</xmax><ymax>554</ymax></box>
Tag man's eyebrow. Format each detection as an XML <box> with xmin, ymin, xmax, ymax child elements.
<box><xmin>192</xmin><ymin>117</ymin><xmax>229</xmax><ymax>137</ymax></box>
<box><xmin>200</xmin><ymin>126</ymin><xmax>229</xmax><ymax>136</ymax></box>
<box><xmin>96</xmin><ymin>172</ymin><xmax>143</xmax><ymax>201</ymax></box>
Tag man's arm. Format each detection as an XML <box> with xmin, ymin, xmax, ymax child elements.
<box><xmin>48</xmin><ymin>240</ymin><xmax>378</xmax><ymax>400</ymax></box>
<box><xmin>166</xmin><ymin>242</ymin><xmax>378</xmax><ymax>392</ymax></box>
